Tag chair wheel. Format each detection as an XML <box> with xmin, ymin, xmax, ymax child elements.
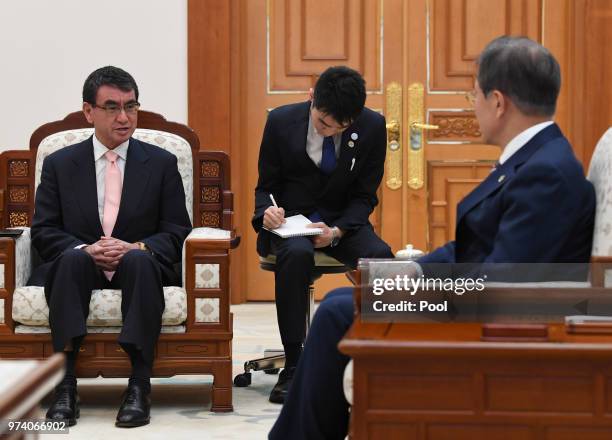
<box><xmin>264</xmin><ymin>368</ymin><xmax>280</xmax><ymax>375</ymax></box>
<box><xmin>233</xmin><ymin>372</ymin><xmax>252</xmax><ymax>387</ymax></box>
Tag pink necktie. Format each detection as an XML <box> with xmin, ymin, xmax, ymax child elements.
<box><xmin>102</xmin><ymin>150</ymin><xmax>122</xmax><ymax>279</ymax></box>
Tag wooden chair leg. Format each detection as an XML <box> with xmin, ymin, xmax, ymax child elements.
<box><xmin>211</xmin><ymin>360</ymin><xmax>233</xmax><ymax>412</ymax></box>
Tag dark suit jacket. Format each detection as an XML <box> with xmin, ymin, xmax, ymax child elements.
<box><xmin>252</xmin><ymin>101</ymin><xmax>387</xmax><ymax>256</ymax></box>
<box><xmin>418</xmin><ymin>123</ymin><xmax>595</xmax><ymax>267</ymax></box>
<box><xmin>30</xmin><ymin>136</ymin><xmax>192</xmax><ymax>283</ymax></box>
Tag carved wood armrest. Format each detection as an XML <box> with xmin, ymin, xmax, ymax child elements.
<box><xmin>183</xmin><ymin>228</ymin><xmax>239</xmax><ymax>332</ymax></box>
<box><xmin>0</xmin><ymin>237</ymin><xmax>16</xmax><ymax>332</ymax></box>
<box><xmin>591</xmin><ymin>256</ymin><xmax>612</xmax><ymax>287</ymax></box>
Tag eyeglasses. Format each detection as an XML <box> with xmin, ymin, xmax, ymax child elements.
<box><xmin>465</xmin><ymin>90</ymin><xmax>476</xmax><ymax>105</ymax></box>
<box><xmin>92</xmin><ymin>101</ymin><xmax>140</xmax><ymax>116</ymax></box>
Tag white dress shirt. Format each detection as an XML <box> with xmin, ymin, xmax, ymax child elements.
<box><xmin>498</xmin><ymin>120</ymin><xmax>554</xmax><ymax>165</ymax></box>
<box><xmin>306</xmin><ymin>115</ymin><xmax>341</xmax><ymax>167</ymax></box>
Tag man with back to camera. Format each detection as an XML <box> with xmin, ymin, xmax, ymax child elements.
<box><xmin>252</xmin><ymin>66</ymin><xmax>394</xmax><ymax>403</ymax></box>
<box><xmin>269</xmin><ymin>36</ymin><xmax>596</xmax><ymax>439</ymax></box>
<box><xmin>30</xmin><ymin>66</ymin><xmax>192</xmax><ymax>427</ymax></box>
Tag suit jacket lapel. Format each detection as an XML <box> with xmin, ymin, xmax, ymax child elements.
<box><xmin>320</xmin><ymin>125</ymin><xmax>359</xmax><ymax>195</ymax></box>
<box><xmin>70</xmin><ymin>138</ymin><xmax>104</xmax><ymax>238</ymax></box>
<box><xmin>290</xmin><ymin>102</ymin><xmax>319</xmax><ymax>174</ymax></box>
<box><xmin>455</xmin><ymin>123</ymin><xmax>564</xmax><ymax>225</ymax></box>
<box><xmin>455</xmin><ymin>164</ymin><xmax>515</xmax><ymax>223</ymax></box>
<box><xmin>111</xmin><ymin>138</ymin><xmax>150</xmax><ymax>237</ymax></box>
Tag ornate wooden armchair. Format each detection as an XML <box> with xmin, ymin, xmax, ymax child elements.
<box><xmin>0</xmin><ymin>111</ymin><xmax>239</xmax><ymax>412</ymax></box>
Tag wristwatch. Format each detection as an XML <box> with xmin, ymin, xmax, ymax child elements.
<box><xmin>137</xmin><ymin>242</ymin><xmax>152</xmax><ymax>254</ymax></box>
<box><xmin>330</xmin><ymin>227</ymin><xmax>341</xmax><ymax>248</ymax></box>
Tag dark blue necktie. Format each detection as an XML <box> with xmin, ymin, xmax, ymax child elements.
<box><xmin>320</xmin><ymin>136</ymin><xmax>336</xmax><ymax>174</ymax></box>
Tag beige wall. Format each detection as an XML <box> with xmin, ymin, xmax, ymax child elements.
<box><xmin>0</xmin><ymin>0</ymin><xmax>187</xmax><ymax>151</ymax></box>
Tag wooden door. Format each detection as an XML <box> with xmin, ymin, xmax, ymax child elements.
<box><xmin>189</xmin><ymin>0</ymin><xmax>609</xmax><ymax>302</ymax></box>
<box><xmin>242</xmin><ymin>0</ymin><xmax>398</xmax><ymax>300</ymax></box>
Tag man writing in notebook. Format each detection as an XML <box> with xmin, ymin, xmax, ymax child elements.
<box><xmin>269</xmin><ymin>36</ymin><xmax>596</xmax><ymax>439</ymax></box>
<box><xmin>252</xmin><ymin>66</ymin><xmax>394</xmax><ymax>403</ymax></box>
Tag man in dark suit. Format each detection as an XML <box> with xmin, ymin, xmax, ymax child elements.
<box><xmin>269</xmin><ymin>37</ymin><xmax>596</xmax><ymax>439</ymax></box>
<box><xmin>252</xmin><ymin>66</ymin><xmax>394</xmax><ymax>403</ymax></box>
<box><xmin>30</xmin><ymin>66</ymin><xmax>191</xmax><ymax>428</ymax></box>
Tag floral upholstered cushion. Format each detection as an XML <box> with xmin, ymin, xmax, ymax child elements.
<box><xmin>13</xmin><ymin>227</ymin><xmax>32</xmax><ymax>288</ymax></box>
<box><xmin>588</xmin><ymin>127</ymin><xmax>612</xmax><ymax>257</ymax></box>
<box><xmin>14</xmin><ymin>325</ymin><xmax>186</xmax><ymax>334</ymax></box>
<box><xmin>35</xmin><ymin>128</ymin><xmax>194</xmax><ymax>222</ymax></box>
<box><xmin>12</xmin><ymin>285</ymin><xmax>189</xmax><ymax>326</ymax></box>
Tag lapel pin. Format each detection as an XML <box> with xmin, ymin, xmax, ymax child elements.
<box><xmin>351</xmin><ymin>133</ymin><xmax>358</xmax><ymax>141</ymax></box>
<box><xmin>348</xmin><ymin>141</ymin><xmax>355</xmax><ymax>148</ymax></box>
<box><xmin>498</xmin><ymin>175</ymin><xmax>506</xmax><ymax>183</ymax></box>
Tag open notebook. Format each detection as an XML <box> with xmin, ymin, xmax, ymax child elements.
<box><xmin>264</xmin><ymin>214</ymin><xmax>323</xmax><ymax>238</ymax></box>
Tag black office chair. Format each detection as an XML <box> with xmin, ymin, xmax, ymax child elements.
<box><xmin>233</xmin><ymin>252</ymin><xmax>348</xmax><ymax>387</ymax></box>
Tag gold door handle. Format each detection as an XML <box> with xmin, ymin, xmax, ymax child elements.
<box><xmin>410</xmin><ymin>122</ymin><xmax>439</xmax><ymax>130</ymax></box>
<box><xmin>386</xmin><ymin>120</ymin><xmax>400</xmax><ymax>142</ymax></box>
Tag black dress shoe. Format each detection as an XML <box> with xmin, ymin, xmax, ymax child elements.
<box><xmin>46</xmin><ymin>385</ymin><xmax>80</xmax><ymax>426</ymax></box>
<box><xmin>269</xmin><ymin>367</ymin><xmax>296</xmax><ymax>404</ymax></box>
<box><xmin>115</xmin><ymin>383</ymin><xmax>151</xmax><ymax>428</ymax></box>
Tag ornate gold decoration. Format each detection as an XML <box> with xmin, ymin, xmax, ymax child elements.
<box><xmin>385</xmin><ymin>82</ymin><xmax>402</xmax><ymax>190</ymax></box>
<box><xmin>202</xmin><ymin>186</ymin><xmax>220</xmax><ymax>203</ymax></box>
<box><xmin>407</xmin><ymin>83</ymin><xmax>425</xmax><ymax>190</ymax></box>
<box><xmin>201</xmin><ymin>211</ymin><xmax>220</xmax><ymax>228</ymax></box>
<box><xmin>201</xmin><ymin>161</ymin><xmax>220</xmax><ymax>178</ymax></box>
<box><xmin>9</xmin><ymin>186</ymin><xmax>28</xmax><ymax>203</ymax></box>
<box><xmin>9</xmin><ymin>160</ymin><xmax>28</xmax><ymax>177</ymax></box>
<box><xmin>430</xmin><ymin>114</ymin><xmax>481</xmax><ymax>139</ymax></box>
<box><xmin>9</xmin><ymin>211</ymin><xmax>28</xmax><ymax>227</ymax></box>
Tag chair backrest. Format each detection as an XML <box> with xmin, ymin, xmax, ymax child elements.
<box><xmin>588</xmin><ymin>127</ymin><xmax>612</xmax><ymax>257</ymax></box>
<box><xmin>0</xmin><ymin>111</ymin><xmax>233</xmax><ymax>231</ymax></box>
<box><xmin>34</xmin><ymin>127</ymin><xmax>194</xmax><ymax>222</ymax></box>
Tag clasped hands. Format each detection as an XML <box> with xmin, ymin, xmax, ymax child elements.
<box><xmin>84</xmin><ymin>236</ymin><xmax>141</xmax><ymax>271</ymax></box>
<box><xmin>263</xmin><ymin>206</ymin><xmax>343</xmax><ymax>248</ymax></box>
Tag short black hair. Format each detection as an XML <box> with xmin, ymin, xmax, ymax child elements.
<box><xmin>477</xmin><ymin>36</ymin><xmax>560</xmax><ymax>116</ymax></box>
<box><xmin>313</xmin><ymin>66</ymin><xmax>366</xmax><ymax>125</ymax></box>
<box><xmin>82</xmin><ymin>66</ymin><xmax>139</xmax><ymax>104</ymax></box>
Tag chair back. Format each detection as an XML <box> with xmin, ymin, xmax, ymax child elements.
<box><xmin>34</xmin><ymin>127</ymin><xmax>194</xmax><ymax>222</ymax></box>
<box><xmin>0</xmin><ymin>111</ymin><xmax>233</xmax><ymax>230</ymax></box>
<box><xmin>588</xmin><ymin>127</ymin><xmax>612</xmax><ymax>258</ymax></box>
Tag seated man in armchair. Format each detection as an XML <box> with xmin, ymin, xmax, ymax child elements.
<box><xmin>269</xmin><ymin>36</ymin><xmax>596</xmax><ymax>440</ymax></box>
<box><xmin>29</xmin><ymin>66</ymin><xmax>192</xmax><ymax>428</ymax></box>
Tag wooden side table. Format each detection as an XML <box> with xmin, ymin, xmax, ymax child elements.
<box><xmin>0</xmin><ymin>353</ymin><xmax>64</xmax><ymax>439</ymax></box>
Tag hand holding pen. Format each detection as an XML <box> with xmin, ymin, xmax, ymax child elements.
<box><xmin>263</xmin><ymin>194</ymin><xmax>286</xmax><ymax>229</ymax></box>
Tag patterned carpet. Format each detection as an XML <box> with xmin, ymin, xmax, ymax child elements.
<box><xmin>40</xmin><ymin>303</ymin><xmax>294</xmax><ymax>440</ymax></box>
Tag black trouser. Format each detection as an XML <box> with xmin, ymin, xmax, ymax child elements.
<box><xmin>32</xmin><ymin>248</ymin><xmax>172</xmax><ymax>366</ymax></box>
<box><xmin>267</xmin><ymin>224</ymin><xmax>393</xmax><ymax>346</ymax></box>
<box><xmin>269</xmin><ymin>287</ymin><xmax>354</xmax><ymax>440</ymax></box>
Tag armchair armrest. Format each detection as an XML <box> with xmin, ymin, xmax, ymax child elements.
<box><xmin>591</xmin><ymin>256</ymin><xmax>612</xmax><ymax>288</ymax></box>
<box><xmin>0</xmin><ymin>227</ymin><xmax>31</xmax><ymax>332</ymax></box>
<box><xmin>182</xmin><ymin>227</ymin><xmax>240</xmax><ymax>332</ymax></box>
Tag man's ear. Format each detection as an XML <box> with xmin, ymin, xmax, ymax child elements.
<box><xmin>83</xmin><ymin>102</ymin><xmax>94</xmax><ymax>124</ymax></box>
<box><xmin>492</xmin><ymin>91</ymin><xmax>507</xmax><ymax>119</ymax></box>
<box><xmin>308</xmin><ymin>88</ymin><xmax>314</xmax><ymax>102</ymax></box>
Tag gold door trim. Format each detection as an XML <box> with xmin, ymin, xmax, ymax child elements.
<box><xmin>385</xmin><ymin>82</ymin><xmax>402</xmax><ymax>190</ymax></box>
<box><xmin>407</xmin><ymin>82</ymin><xmax>425</xmax><ymax>189</ymax></box>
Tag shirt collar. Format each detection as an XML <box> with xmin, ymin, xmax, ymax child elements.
<box><xmin>498</xmin><ymin>120</ymin><xmax>554</xmax><ymax>165</ymax></box>
<box><xmin>92</xmin><ymin>134</ymin><xmax>129</xmax><ymax>161</ymax></box>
